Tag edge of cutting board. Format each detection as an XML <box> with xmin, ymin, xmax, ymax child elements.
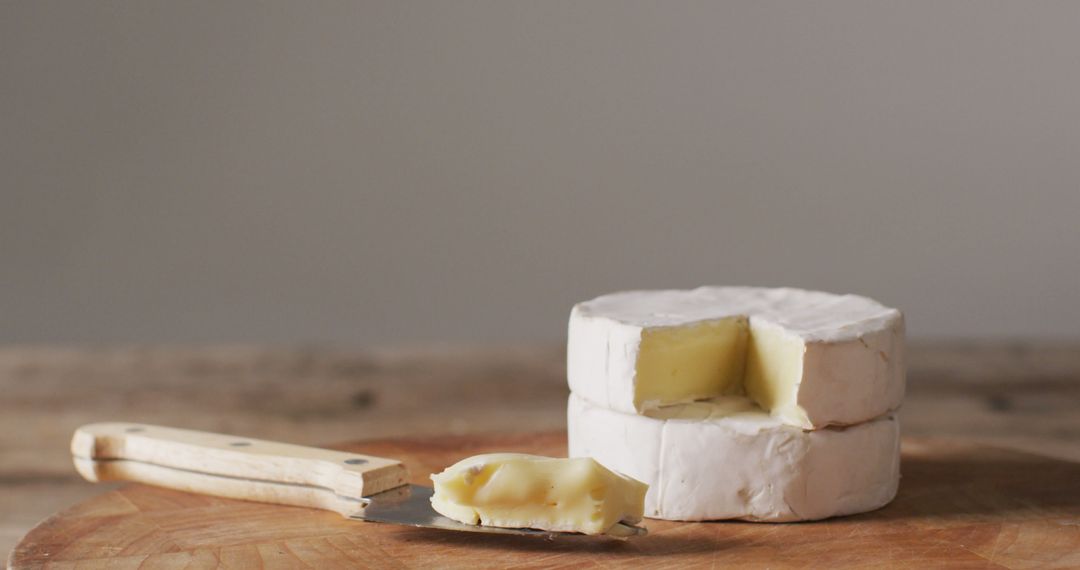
<box><xmin>10</xmin><ymin>432</ymin><xmax>1080</xmax><ymax>569</ymax></box>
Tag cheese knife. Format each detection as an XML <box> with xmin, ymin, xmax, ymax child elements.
<box><xmin>71</xmin><ymin>423</ymin><xmax>646</xmax><ymax>538</ymax></box>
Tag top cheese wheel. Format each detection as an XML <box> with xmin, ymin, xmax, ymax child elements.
<box><xmin>567</xmin><ymin>286</ymin><xmax>905</xmax><ymax>428</ymax></box>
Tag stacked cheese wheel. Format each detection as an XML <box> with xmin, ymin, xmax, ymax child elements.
<box><xmin>566</xmin><ymin>287</ymin><xmax>905</xmax><ymax>522</ymax></box>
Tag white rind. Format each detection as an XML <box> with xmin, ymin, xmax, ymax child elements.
<box><xmin>567</xmin><ymin>286</ymin><xmax>906</xmax><ymax>428</ymax></box>
<box><xmin>567</xmin><ymin>393</ymin><xmax>901</xmax><ymax>522</ymax></box>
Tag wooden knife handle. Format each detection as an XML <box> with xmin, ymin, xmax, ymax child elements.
<box><xmin>71</xmin><ymin>422</ymin><xmax>409</xmax><ymax>517</ymax></box>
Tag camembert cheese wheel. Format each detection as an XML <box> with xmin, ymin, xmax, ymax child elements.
<box><xmin>567</xmin><ymin>393</ymin><xmax>901</xmax><ymax>522</ymax></box>
<box><xmin>567</xmin><ymin>286</ymin><xmax>905</xmax><ymax>428</ymax></box>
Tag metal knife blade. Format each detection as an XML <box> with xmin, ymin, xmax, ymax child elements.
<box><xmin>354</xmin><ymin>484</ymin><xmax>646</xmax><ymax>538</ymax></box>
<box><xmin>355</xmin><ymin>484</ymin><xmax>556</xmax><ymax>536</ymax></box>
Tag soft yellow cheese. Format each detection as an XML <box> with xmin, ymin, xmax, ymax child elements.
<box><xmin>744</xmin><ymin>323</ymin><xmax>810</xmax><ymax>427</ymax></box>
<box><xmin>632</xmin><ymin>318</ymin><xmax>810</xmax><ymax>424</ymax></box>
<box><xmin>430</xmin><ymin>453</ymin><xmax>647</xmax><ymax>535</ymax></box>
<box><xmin>633</xmin><ymin>317</ymin><xmax>749</xmax><ymax>411</ymax></box>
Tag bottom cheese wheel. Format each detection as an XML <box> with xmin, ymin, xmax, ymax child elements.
<box><xmin>567</xmin><ymin>393</ymin><xmax>900</xmax><ymax>522</ymax></box>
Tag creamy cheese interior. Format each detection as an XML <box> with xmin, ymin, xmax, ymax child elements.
<box><xmin>634</xmin><ymin>318</ymin><xmax>807</xmax><ymax>422</ymax></box>
<box><xmin>744</xmin><ymin>323</ymin><xmax>810</xmax><ymax>426</ymax></box>
<box><xmin>634</xmin><ymin>317</ymin><xmax>749</xmax><ymax>410</ymax></box>
<box><xmin>430</xmin><ymin>453</ymin><xmax>647</xmax><ymax>535</ymax></box>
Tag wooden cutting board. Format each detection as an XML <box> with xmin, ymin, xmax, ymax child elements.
<box><xmin>9</xmin><ymin>432</ymin><xmax>1080</xmax><ymax>569</ymax></box>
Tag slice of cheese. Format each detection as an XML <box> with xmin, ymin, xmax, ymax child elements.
<box><xmin>567</xmin><ymin>286</ymin><xmax>905</xmax><ymax>428</ymax></box>
<box><xmin>430</xmin><ymin>453</ymin><xmax>648</xmax><ymax>535</ymax></box>
<box><xmin>567</xmin><ymin>393</ymin><xmax>900</xmax><ymax>522</ymax></box>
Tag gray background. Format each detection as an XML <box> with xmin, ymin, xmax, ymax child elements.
<box><xmin>3</xmin><ymin>1</ymin><xmax>1079</xmax><ymax>344</ymax></box>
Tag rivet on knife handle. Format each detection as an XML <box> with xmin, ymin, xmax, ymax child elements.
<box><xmin>71</xmin><ymin>423</ymin><xmax>409</xmax><ymax>517</ymax></box>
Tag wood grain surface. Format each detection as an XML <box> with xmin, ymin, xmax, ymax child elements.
<box><xmin>3</xmin><ymin>342</ymin><xmax>1080</xmax><ymax>562</ymax></box>
<box><xmin>10</xmin><ymin>431</ymin><xmax>1080</xmax><ymax>569</ymax></box>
